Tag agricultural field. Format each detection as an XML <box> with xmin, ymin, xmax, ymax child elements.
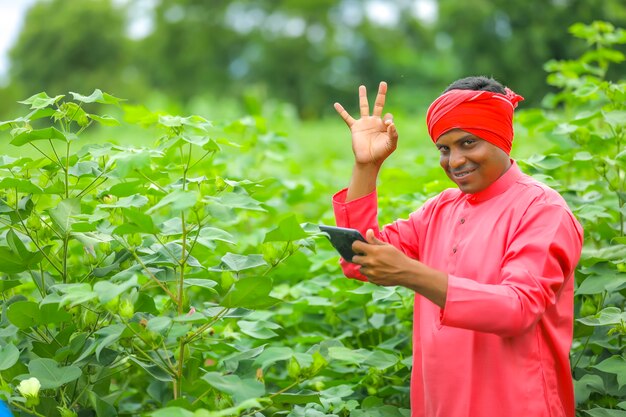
<box><xmin>0</xmin><ymin>22</ymin><xmax>624</xmax><ymax>417</ymax></box>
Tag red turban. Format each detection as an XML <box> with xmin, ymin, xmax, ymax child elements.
<box><xmin>426</xmin><ymin>88</ymin><xmax>524</xmax><ymax>155</ymax></box>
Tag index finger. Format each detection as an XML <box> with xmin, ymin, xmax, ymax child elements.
<box><xmin>372</xmin><ymin>81</ymin><xmax>388</xmax><ymax>117</ymax></box>
<box><xmin>352</xmin><ymin>240</ymin><xmax>369</xmax><ymax>254</ymax></box>
<box><xmin>334</xmin><ymin>102</ymin><xmax>355</xmax><ymax>127</ymax></box>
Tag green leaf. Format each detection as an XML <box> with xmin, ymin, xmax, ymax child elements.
<box><xmin>114</xmin><ymin>208</ymin><xmax>159</xmax><ymax>235</ymax></box>
<box><xmin>583</xmin><ymin>409</ymin><xmax>626</xmax><ymax>417</ymax></box>
<box><xmin>577</xmin><ymin>307</ymin><xmax>626</xmax><ymax>326</ymax></box>
<box><xmin>194</xmin><ymin>227</ymin><xmax>235</xmax><ymax>249</ymax></box>
<box><xmin>129</xmin><ymin>357</ymin><xmax>173</xmax><ymax>382</ymax></box>
<box><xmin>146</xmin><ymin>190</ymin><xmax>198</xmax><ymax>214</ymax></box>
<box><xmin>53</xmin><ymin>283</ymin><xmax>98</xmax><ymax>307</ymax></box>
<box><xmin>70</xmin><ymin>89</ymin><xmax>123</xmax><ymax>105</ymax></box>
<box><xmin>238</xmin><ymin>320</ymin><xmax>280</xmax><ymax>339</ymax></box>
<box><xmin>328</xmin><ymin>347</ymin><xmax>369</xmax><ymax>365</ymax></box>
<box><xmin>365</xmin><ymin>350</ymin><xmax>398</xmax><ymax>370</ymax></box>
<box><xmin>151</xmin><ymin>408</ymin><xmax>194</xmax><ymax>417</ymax></box>
<box><xmin>28</xmin><ymin>358</ymin><xmax>82</xmax><ymax>389</ymax></box>
<box><xmin>18</xmin><ymin>92</ymin><xmax>64</xmax><ymax>109</ymax></box>
<box><xmin>99</xmin><ymin>194</ymin><xmax>149</xmax><ymax>209</ymax></box>
<box><xmin>68</xmin><ymin>161</ymin><xmax>101</xmax><ymax>178</ymax></box>
<box><xmin>0</xmin><ymin>247</ymin><xmax>29</xmax><ymax>273</ymax></box>
<box><xmin>158</xmin><ymin>115</ymin><xmax>211</xmax><ymax>130</ymax></box>
<box><xmin>183</xmin><ymin>278</ymin><xmax>218</xmax><ymax>291</ymax></box>
<box><xmin>253</xmin><ymin>347</ymin><xmax>293</xmax><ymax>370</ymax></box>
<box><xmin>0</xmin><ymin>177</ymin><xmax>44</xmax><ymax>194</ymax></box>
<box><xmin>576</xmin><ymin>274</ymin><xmax>626</xmax><ymax>295</ymax></box>
<box><xmin>574</xmin><ymin>374</ymin><xmax>605</xmax><ymax>404</ymax></box>
<box><xmin>49</xmin><ymin>198</ymin><xmax>81</xmax><ymax>234</ymax></box>
<box><xmin>7</xmin><ymin>301</ymin><xmax>42</xmax><ymax>329</ymax></box>
<box><xmin>201</xmin><ymin>372</ymin><xmax>264</xmax><ymax>403</ymax></box>
<box><xmin>221</xmin><ymin>275</ymin><xmax>279</xmax><ymax>309</ymax></box>
<box><xmin>0</xmin><ymin>344</ymin><xmax>19</xmax><ymax>371</ymax></box>
<box><xmin>264</xmin><ymin>215</ymin><xmax>308</xmax><ymax>242</ymax></box>
<box><xmin>209</xmin><ymin>253</ymin><xmax>267</xmax><ymax>272</ymax></box>
<box><xmin>88</xmin><ymin>114</ymin><xmax>120</xmax><ymax>126</ymax></box>
<box><xmin>593</xmin><ymin>356</ymin><xmax>626</xmax><ymax>389</ymax></box>
<box><xmin>272</xmin><ymin>391</ymin><xmax>322</xmax><ymax>405</ymax></box>
<box><xmin>93</xmin><ymin>276</ymin><xmax>139</xmax><ymax>304</ymax></box>
<box><xmin>209</xmin><ymin>193</ymin><xmax>266</xmax><ymax>212</ymax></box>
<box><xmin>0</xmin><ymin>279</ymin><xmax>21</xmax><ymax>292</ymax></box>
<box><xmin>11</xmin><ymin>127</ymin><xmax>67</xmax><ymax>146</ymax></box>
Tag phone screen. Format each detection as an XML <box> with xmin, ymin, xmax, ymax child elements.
<box><xmin>319</xmin><ymin>225</ymin><xmax>366</xmax><ymax>262</ymax></box>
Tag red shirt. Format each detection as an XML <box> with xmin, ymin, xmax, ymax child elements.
<box><xmin>332</xmin><ymin>161</ymin><xmax>583</xmax><ymax>417</ymax></box>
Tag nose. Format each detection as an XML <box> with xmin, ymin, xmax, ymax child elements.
<box><xmin>448</xmin><ymin>149</ymin><xmax>466</xmax><ymax>169</ymax></box>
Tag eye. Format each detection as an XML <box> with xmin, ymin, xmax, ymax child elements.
<box><xmin>463</xmin><ymin>139</ymin><xmax>476</xmax><ymax>146</ymax></box>
<box><xmin>437</xmin><ymin>146</ymin><xmax>449</xmax><ymax>154</ymax></box>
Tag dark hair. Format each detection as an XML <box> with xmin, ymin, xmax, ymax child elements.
<box><xmin>443</xmin><ymin>76</ymin><xmax>506</xmax><ymax>94</ymax></box>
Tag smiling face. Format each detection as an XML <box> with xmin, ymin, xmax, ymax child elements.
<box><xmin>436</xmin><ymin>129</ymin><xmax>511</xmax><ymax>194</ymax></box>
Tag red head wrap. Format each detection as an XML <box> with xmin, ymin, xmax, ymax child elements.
<box><xmin>426</xmin><ymin>88</ymin><xmax>524</xmax><ymax>155</ymax></box>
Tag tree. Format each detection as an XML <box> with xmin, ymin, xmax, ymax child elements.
<box><xmin>9</xmin><ymin>0</ymin><xmax>130</xmax><ymax>97</ymax></box>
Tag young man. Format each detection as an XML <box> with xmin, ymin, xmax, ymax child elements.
<box><xmin>332</xmin><ymin>77</ymin><xmax>583</xmax><ymax>417</ymax></box>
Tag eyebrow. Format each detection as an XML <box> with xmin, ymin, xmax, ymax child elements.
<box><xmin>436</xmin><ymin>134</ymin><xmax>478</xmax><ymax>148</ymax></box>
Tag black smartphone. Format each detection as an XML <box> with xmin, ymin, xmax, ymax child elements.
<box><xmin>319</xmin><ymin>225</ymin><xmax>366</xmax><ymax>263</ymax></box>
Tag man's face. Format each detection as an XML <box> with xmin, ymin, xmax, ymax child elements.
<box><xmin>435</xmin><ymin>129</ymin><xmax>511</xmax><ymax>194</ymax></box>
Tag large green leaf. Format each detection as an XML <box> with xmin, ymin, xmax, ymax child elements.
<box><xmin>146</xmin><ymin>190</ymin><xmax>198</xmax><ymax>214</ymax></box>
<box><xmin>93</xmin><ymin>275</ymin><xmax>139</xmax><ymax>304</ymax></box>
<box><xmin>0</xmin><ymin>177</ymin><xmax>44</xmax><ymax>194</ymax></box>
<box><xmin>201</xmin><ymin>372</ymin><xmax>264</xmax><ymax>403</ymax></box>
<box><xmin>28</xmin><ymin>358</ymin><xmax>82</xmax><ymax>389</ymax></box>
<box><xmin>583</xmin><ymin>409</ymin><xmax>626</xmax><ymax>417</ymax></box>
<box><xmin>18</xmin><ymin>92</ymin><xmax>64</xmax><ymax>109</ymax></box>
<box><xmin>221</xmin><ymin>275</ymin><xmax>279</xmax><ymax>309</ymax></box>
<box><xmin>578</xmin><ymin>307</ymin><xmax>626</xmax><ymax>326</ymax></box>
<box><xmin>7</xmin><ymin>301</ymin><xmax>42</xmax><ymax>329</ymax></box>
<box><xmin>593</xmin><ymin>356</ymin><xmax>626</xmax><ymax>389</ymax></box>
<box><xmin>49</xmin><ymin>198</ymin><xmax>81</xmax><ymax>234</ymax></box>
<box><xmin>0</xmin><ymin>344</ymin><xmax>19</xmax><ymax>370</ymax></box>
<box><xmin>11</xmin><ymin>127</ymin><xmax>67</xmax><ymax>146</ymax></box>
<box><xmin>70</xmin><ymin>89</ymin><xmax>123</xmax><ymax>105</ymax></box>
<box><xmin>263</xmin><ymin>215</ymin><xmax>308</xmax><ymax>242</ymax></box>
<box><xmin>209</xmin><ymin>253</ymin><xmax>267</xmax><ymax>272</ymax></box>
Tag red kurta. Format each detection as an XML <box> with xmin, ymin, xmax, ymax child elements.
<box><xmin>332</xmin><ymin>161</ymin><xmax>583</xmax><ymax>417</ymax></box>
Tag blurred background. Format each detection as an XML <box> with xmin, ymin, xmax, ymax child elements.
<box><xmin>0</xmin><ymin>0</ymin><xmax>625</xmax><ymax>124</ymax></box>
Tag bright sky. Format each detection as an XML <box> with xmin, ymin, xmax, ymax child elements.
<box><xmin>0</xmin><ymin>0</ymin><xmax>37</xmax><ymax>84</ymax></box>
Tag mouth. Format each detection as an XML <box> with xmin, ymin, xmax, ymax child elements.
<box><xmin>451</xmin><ymin>168</ymin><xmax>476</xmax><ymax>179</ymax></box>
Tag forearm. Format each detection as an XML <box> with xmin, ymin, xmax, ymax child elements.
<box><xmin>399</xmin><ymin>261</ymin><xmax>448</xmax><ymax>308</ymax></box>
<box><xmin>346</xmin><ymin>162</ymin><xmax>381</xmax><ymax>202</ymax></box>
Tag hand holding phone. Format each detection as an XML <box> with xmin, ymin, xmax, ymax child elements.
<box><xmin>319</xmin><ymin>225</ymin><xmax>366</xmax><ymax>263</ymax></box>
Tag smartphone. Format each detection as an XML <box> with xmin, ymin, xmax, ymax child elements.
<box><xmin>319</xmin><ymin>225</ymin><xmax>366</xmax><ymax>263</ymax></box>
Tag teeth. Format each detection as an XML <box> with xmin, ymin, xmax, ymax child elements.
<box><xmin>454</xmin><ymin>170</ymin><xmax>473</xmax><ymax>178</ymax></box>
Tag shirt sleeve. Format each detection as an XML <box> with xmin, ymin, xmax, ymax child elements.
<box><xmin>440</xmin><ymin>202</ymin><xmax>583</xmax><ymax>337</ymax></box>
<box><xmin>332</xmin><ymin>188</ymin><xmax>428</xmax><ymax>281</ymax></box>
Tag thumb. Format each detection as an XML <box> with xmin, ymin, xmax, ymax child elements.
<box><xmin>366</xmin><ymin>229</ymin><xmax>385</xmax><ymax>245</ymax></box>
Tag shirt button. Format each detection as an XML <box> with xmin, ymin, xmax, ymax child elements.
<box><xmin>460</xmin><ymin>218</ymin><xmax>465</xmax><ymax>224</ymax></box>
<box><xmin>452</xmin><ymin>246</ymin><xmax>457</xmax><ymax>253</ymax></box>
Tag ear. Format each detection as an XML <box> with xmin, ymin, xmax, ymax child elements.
<box><xmin>366</xmin><ymin>229</ymin><xmax>385</xmax><ymax>245</ymax></box>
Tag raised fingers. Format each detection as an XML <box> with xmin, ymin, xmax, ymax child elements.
<box><xmin>359</xmin><ymin>85</ymin><xmax>370</xmax><ymax>117</ymax></box>
<box><xmin>372</xmin><ymin>81</ymin><xmax>388</xmax><ymax>117</ymax></box>
<box><xmin>334</xmin><ymin>102</ymin><xmax>355</xmax><ymax>127</ymax></box>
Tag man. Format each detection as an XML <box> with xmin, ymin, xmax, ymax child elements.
<box><xmin>332</xmin><ymin>77</ymin><xmax>583</xmax><ymax>417</ymax></box>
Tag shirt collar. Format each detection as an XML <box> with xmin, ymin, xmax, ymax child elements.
<box><xmin>465</xmin><ymin>159</ymin><xmax>522</xmax><ymax>204</ymax></box>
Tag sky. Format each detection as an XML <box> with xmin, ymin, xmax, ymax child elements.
<box><xmin>0</xmin><ymin>0</ymin><xmax>37</xmax><ymax>84</ymax></box>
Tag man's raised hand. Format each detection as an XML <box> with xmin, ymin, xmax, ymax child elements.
<box><xmin>334</xmin><ymin>81</ymin><xmax>398</xmax><ymax>167</ymax></box>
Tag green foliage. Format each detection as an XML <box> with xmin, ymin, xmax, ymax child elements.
<box><xmin>517</xmin><ymin>21</ymin><xmax>626</xmax><ymax>414</ymax></box>
<box><xmin>0</xmin><ymin>86</ymin><xmax>413</xmax><ymax>416</ymax></box>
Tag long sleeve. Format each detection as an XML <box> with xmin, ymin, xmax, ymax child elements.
<box><xmin>332</xmin><ymin>188</ymin><xmax>433</xmax><ymax>281</ymax></box>
<box><xmin>440</xmin><ymin>202</ymin><xmax>583</xmax><ymax>337</ymax></box>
